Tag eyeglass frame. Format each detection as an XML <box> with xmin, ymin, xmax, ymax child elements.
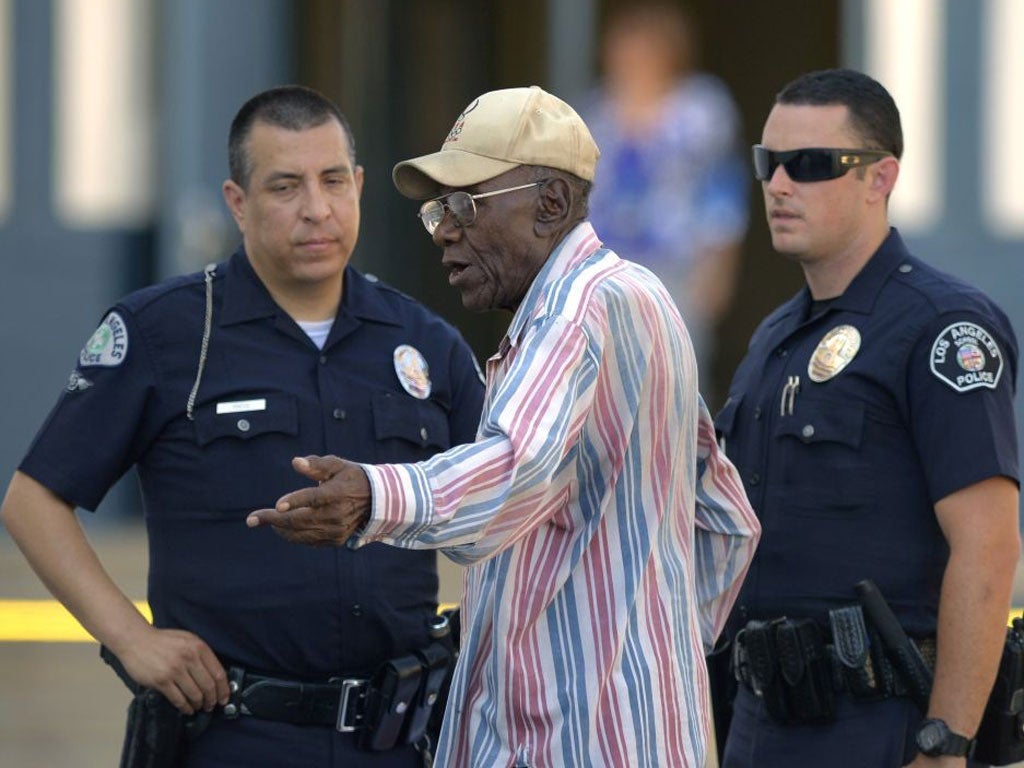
<box><xmin>751</xmin><ymin>144</ymin><xmax>894</xmax><ymax>183</ymax></box>
<box><xmin>417</xmin><ymin>181</ymin><xmax>545</xmax><ymax>234</ymax></box>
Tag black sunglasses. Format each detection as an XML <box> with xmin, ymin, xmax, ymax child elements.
<box><xmin>752</xmin><ymin>145</ymin><xmax>893</xmax><ymax>183</ymax></box>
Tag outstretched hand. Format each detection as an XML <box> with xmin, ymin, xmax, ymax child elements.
<box><xmin>246</xmin><ymin>455</ymin><xmax>371</xmax><ymax>545</ymax></box>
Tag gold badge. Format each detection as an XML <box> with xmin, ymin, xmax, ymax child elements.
<box><xmin>393</xmin><ymin>345</ymin><xmax>432</xmax><ymax>399</ymax></box>
<box><xmin>807</xmin><ymin>325</ymin><xmax>861</xmax><ymax>382</ymax></box>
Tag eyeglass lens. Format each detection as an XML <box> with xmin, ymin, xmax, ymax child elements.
<box><xmin>419</xmin><ymin>192</ymin><xmax>477</xmax><ymax>234</ymax></box>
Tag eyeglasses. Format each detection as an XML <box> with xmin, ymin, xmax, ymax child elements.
<box><xmin>417</xmin><ymin>181</ymin><xmax>543</xmax><ymax>234</ymax></box>
<box><xmin>752</xmin><ymin>145</ymin><xmax>893</xmax><ymax>183</ymax></box>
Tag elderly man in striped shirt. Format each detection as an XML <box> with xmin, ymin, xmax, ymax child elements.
<box><xmin>249</xmin><ymin>85</ymin><xmax>760</xmax><ymax>768</ymax></box>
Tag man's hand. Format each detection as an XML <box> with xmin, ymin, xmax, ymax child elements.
<box><xmin>116</xmin><ymin>626</ymin><xmax>229</xmax><ymax>715</ymax></box>
<box><xmin>246</xmin><ymin>455</ymin><xmax>371</xmax><ymax>545</ymax></box>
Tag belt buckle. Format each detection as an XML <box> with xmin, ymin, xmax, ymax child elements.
<box><xmin>334</xmin><ymin>678</ymin><xmax>366</xmax><ymax>733</ymax></box>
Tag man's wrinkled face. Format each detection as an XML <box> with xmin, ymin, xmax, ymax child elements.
<box><xmin>430</xmin><ymin>169</ymin><xmax>546</xmax><ymax>313</ymax></box>
<box><xmin>223</xmin><ymin>119</ymin><xmax>363</xmax><ymax>295</ymax></box>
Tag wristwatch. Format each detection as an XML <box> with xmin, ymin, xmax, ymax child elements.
<box><xmin>915</xmin><ymin>717</ymin><xmax>976</xmax><ymax>757</ymax></box>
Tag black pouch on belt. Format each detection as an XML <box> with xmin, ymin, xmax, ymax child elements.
<box><xmin>359</xmin><ymin>654</ymin><xmax>424</xmax><ymax>751</ymax></box>
<box><xmin>741</xmin><ymin>619</ymin><xmax>792</xmax><ymax>724</ymax></box>
<box><xmin>775</xmin><ymin>618</ymin><xmax>836</xmax><ymax>725</ymax></box>
<box><xmin>829</xmin><ymin>604</ymin><xmax>878</xmax><ymax>698</ymax></box>
<box><xmin>402</xmin><ymin>641</ymin><xmax>452</xmax><ymax>746</ymax></box>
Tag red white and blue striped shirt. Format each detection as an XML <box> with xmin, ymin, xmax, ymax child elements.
<box><xmin>356</xmin><ymin>222</ymin><xmax>760</xmax><ymax>767</ymax></box>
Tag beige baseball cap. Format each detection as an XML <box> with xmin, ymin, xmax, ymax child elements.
<box><xmin>393</xmin><ymin>86</ymin><xmax>600</xmax><ymax>200</ymax></box>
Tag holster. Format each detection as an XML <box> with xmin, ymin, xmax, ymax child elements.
<box><xmin>974</xmin><ymin>617</ymin><xmax>1024</xmax><ymax>765</ymax></box>
<box><xmin>101</xmin><ymin>645</ymin><xmax>210</xmax><ymax>768</ymax></box>
<box><xmin>119</xmin><ymin>689</ymin><xmax>186</xmax><ymax>768</ymax></box>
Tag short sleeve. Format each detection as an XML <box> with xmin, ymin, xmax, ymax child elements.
<box><xmin>906</xmin><ymin>311</ymin><xmax>1019</xmax><ymax>502</ymax></box>
<box><xmin>19</xmin><ymin>307</ymin><xmax>158</xmax><ymax>511</ymax></box>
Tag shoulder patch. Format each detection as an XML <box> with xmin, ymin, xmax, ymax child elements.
<box><xmin>929</xmin><ymin>321</ymin><xmax>1003</xmax><ymax>392</ymax></box>
<box><xmin>79</xmin><ymin>311</ymin><xmax>129</xmax><ymax>367</ymax></box>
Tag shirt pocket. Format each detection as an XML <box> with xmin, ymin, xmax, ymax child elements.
<box><xmin>187</xmin><ymin>392</ymin><xmax>301</xmax><ymax>511</ymax></box>
<box><xmin>773</xmin><ymin>398</ymin><xmax>876</xmax><ymax>516</ymax></box>
<box><xmin>371</xmin><ymin>392</ymin><xmax>452</xmax><ymax>463</ymax></box>
<box><xmin>193</xmin><ymin>393</ymin><xmax>299</xmax><ymax>446</ymax></box>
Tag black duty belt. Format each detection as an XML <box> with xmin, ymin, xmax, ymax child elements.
<box><xmin>224</xmin><ymin>670</ymin><xmax>369</xmax><ymax>730</ymax></box>
<box><xmin>220</xmin><ymin>637</ymin><xmax>454</xmax><ymax>752</ymax></box>
<box><xmin>732</xmin><ymin>607</ymin><xmax>937</xmax><ymax>726</ymax></box>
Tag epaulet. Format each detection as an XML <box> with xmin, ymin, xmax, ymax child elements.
<box><xmin>117</xmin><ymin>267</ymin><xmax>216</xmax><ymax>315</ymax></box>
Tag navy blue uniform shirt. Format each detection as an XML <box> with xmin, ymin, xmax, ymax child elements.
<box><xmin>21</xmin><ymin>249</ymin><xmax>485</xmax><ymax>678</ymax></box>
<box><xmin>716</xmin><ymin>229</ymin><xmax>1019</xmax><ymax>636</ymax></box>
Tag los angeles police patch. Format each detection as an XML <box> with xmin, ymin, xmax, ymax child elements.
<box><xmin>79</xmin><ymin>312</ymin><xmax>129</xmax><ymax>367</ymax></box>
<box><xmin>929</xmin><ymin>321</ymin><xmax>1003</xmax><ymax>392</ymax></box>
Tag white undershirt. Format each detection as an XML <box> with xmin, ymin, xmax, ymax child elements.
<box><xmin>296</xmin><ymin>318</ymin><xmax>335</xmax><ymax>350</ymax></box>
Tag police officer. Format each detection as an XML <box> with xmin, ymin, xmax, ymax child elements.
<box><xmin>0</xmin><ymin>85</ymin><xmax>484</xmax><ymax>767</ymax></box>
<box><xmin>716</xmin><ymin>69</ymin><xmax>1020</xmax><ymax>767</ymax></box>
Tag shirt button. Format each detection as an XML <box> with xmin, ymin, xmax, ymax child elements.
<box><xmin>319</xmin><ymin>355</ymin><xmax>328</xmax><ymax>365</ymax></box>
<box><xmin>776</xmin><ymin>348</ymin><xmax>788</xmax><ymax>358</ymax></box>
<box><xmin>237</xmin><ymin>418</ymin><xmax>250</xmax><ymax>432</ymax></box>
<box><xmin>351</xmin><ymin>604</ymin><xmax>363</xmax><ymax>617</ymax></box>
<box><xmin>899</xmin><ymin>263</ymin><xmax>913</xmax><ymax>273</ymax></box>
<box><xmin>420</xmin><ymin>427</ymin><xmax>429</xmax><ymax>442</ymax></box>
<box><xmin>753</xmin><ymin>406</ymin><xmax>762</xmax><ymax>420</ymax></box>
<box><xmin>333</xmin><ymin>408</ymin><xmax>346</xmax><ymax>420</ymax></box>
<box><xmin>801</xmin><ymin>424</ymin><xmax>815</xmax><ymax>440</ymax></box>
<box><xmin>748</xmin><ymin>473</ymin><xmax>761</xmax><ymax>486</ymax></box>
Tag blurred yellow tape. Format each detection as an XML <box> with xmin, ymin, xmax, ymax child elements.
<box><xmin>0</xmin><ymin>600</ymin><xmax>458</xmax><ymax>642</ymax></box>
<box><xmin>0</xmin><ymin>600</ymin><xmax>152</xmax><ymax>642</ymax></box>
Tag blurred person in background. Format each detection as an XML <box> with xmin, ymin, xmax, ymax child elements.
<box><xmin>0</xmin><ymin>84</ymin><xmax>484</xmax><ymax>767</ymax></box>
<box><xmin>584</xmin><ymin>1</ymin><xmax>749</xmax><ymax>405</ymax></box>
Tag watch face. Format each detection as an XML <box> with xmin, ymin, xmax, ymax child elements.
<box><xmin>917</xmin><ymin>720</ymin><xmax>946</xmax><ymax>755</ymax></box>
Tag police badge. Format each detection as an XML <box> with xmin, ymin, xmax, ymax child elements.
<box><xmin>808</xmin><ymin>325</ymin><xmax>862</xmax><ymax>383</ymax></box>
<box><xmin>393</xmin><ymin>345</ymin><xmax>432</xmax><ymax>399</ymax></box>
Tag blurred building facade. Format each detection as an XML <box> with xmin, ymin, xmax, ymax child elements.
<box><xmin>0</xmin><ymin>0</ymin><xmax>1020</xmax><ymax>519</ymax></box>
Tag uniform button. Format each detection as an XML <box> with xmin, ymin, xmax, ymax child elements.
<box><xmin>776</xmin><ymin>348</ymin><xmax>788</xmax><ymax>358</ymax></box>
<box><xmin>333</xmin><ymin>408</ymin><xmax>346</xmax><ymax>420</ymax></box>
<box><xmin>237</xmin><ymin>419</ymin><xmax>250</xmax><ymax>432</ymax></box>
<box><xmin>420</xmin><ymin>427</ymin><xmax>429</xmax><ymax>442</ymax></box>
<box><xmin>899</xmin><ymin>263</ymin><xmax>913</xmax><ymax>273</ymax></box>
<box><xmin>801</xmin><ymin>424</ymin><xmax>815</xmax><ymax>440</ymax></box>
<box><xmin>223</xmin><ymin>703</ymin><xmax>238</xmax><ymax>717</ymax></box>
<box><xmin>748</xmin><ymin>473</ymin><xmax>761</xmax><ymax>486</ymax></box>
<box><xmin>753</xmin><ymin>406</ymin><xmax>762</xmax><ymax>420</ymax></box>
<box><xmin>351</xmin><ymin>604</ymin><xmax>363</xmax><ymax>616</ymax></box>
<box><xmin>319</xmin><ymin>355</ymin><xmax>328</xmax><ymax>365</ymax></box>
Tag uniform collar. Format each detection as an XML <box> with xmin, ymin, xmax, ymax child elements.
<box><xmin>502</xmin><ymin>221</ymin><xmax>603</xmax><ymax>351</ymax></box>
<box><xmin>218</xmin><ymin>248</ymin><xmax>400</xmax><ymax>328</ymax></box>
<box><xmin>767</xmin><ymin>227</ymin><xmax>911</xmax><ymax>331</ymax></box>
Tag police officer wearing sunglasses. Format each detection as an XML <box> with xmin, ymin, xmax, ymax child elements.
<box><xmin>0</xmin><ymin>86</ymin><xmax>485</xmax><ymax>766</ymax></box>
<box><xmin>715</xmin><ymin>68</ymin><xmax>1019</xmax><ymax>767</ymax></box>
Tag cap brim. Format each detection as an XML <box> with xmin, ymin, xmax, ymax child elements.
<box><xmin>392</xmin><ymin>149</ymin><xmax>521</xmax><ymax>199</ymax></box>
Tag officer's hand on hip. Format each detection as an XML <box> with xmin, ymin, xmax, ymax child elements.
<box><xmin>246</xmin><ymin>455</ymin><xmax>371</xmax><ymax>546</ymax></box>
<box><xmin>118</xmin><ymin>626</ymin><xmax>230</xmax><ymax>714</ymax></box>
